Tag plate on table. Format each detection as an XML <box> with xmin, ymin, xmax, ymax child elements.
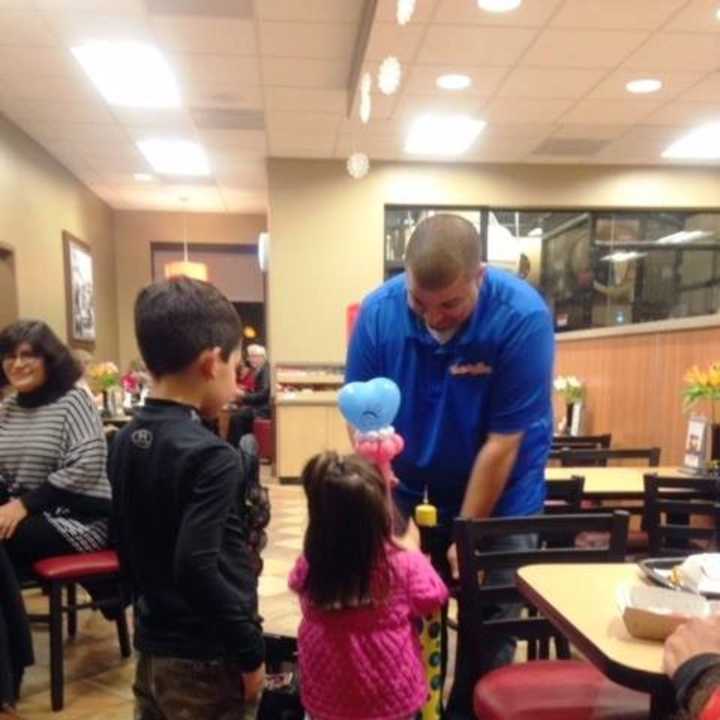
<box><xmin>639</xmin><ymin>555</ymin><xmax>720</xmax><ymax>598</ymax></box>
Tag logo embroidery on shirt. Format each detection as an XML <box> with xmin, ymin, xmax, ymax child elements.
<box><xmin>131</xmin><ymin>429</ymin><xmax>153</xmax><ymax>449</ymax></box>
<box><xmin>449</xmin><ymin>362</ymin><xmax>493</xmax><ymax>376</ymax></box>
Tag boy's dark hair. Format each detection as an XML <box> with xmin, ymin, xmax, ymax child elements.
<box><xmin>0</xmin><ymin>320</ymin><xmax>81</xmax><ymax>394</ymax></box>
<box><xmin>301</xmin><ymin>451</ymin><xmax>392</xmax><ymax>608</ymax></box>
<box><xmin>134</xmin><ymin>277</ymin><xmax>242</xmax><ymax>377</ymax></box>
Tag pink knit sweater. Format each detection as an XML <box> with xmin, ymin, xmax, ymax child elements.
<box><xmin>288</xmin><ymin>546</ymin><xmax>448</xmax><ymax>720</ymax></box>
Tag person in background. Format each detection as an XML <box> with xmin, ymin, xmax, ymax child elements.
<box><xmin>664</xmin><ymin>615</ymin><xmax>720</xmax><ymax>719</ymax></box>
<box><xmin>227</xmin><ymin>344</ymin><xmax>270</xmax><ymax>448</ymax></box>
<box><xmin>72</xmin><ymin>348</ymin><xmax>96</xmax><ymax>401</ymax></box>
<box><xmin>346</xmin><ymin>213</ymin><xmax>554</xmax><ymax>717</ymax></box>
<box><xmin>0</xmin><ymin>320</ymin><xmax>112</xmax><ymax>709</ymax></box>
<box><xmin>109</xmin><ymin>277</ymin><xmax>265</xmax><ymax>720</ymax></box>
<box><xmin>289</xmin><ymin>451</ymin><xmax>448</xmax><ymax>720</ymax></box>
<box><xmin>237</xmin><ymin>361</ymin><xmax>256</xmax><ymax>393</ymax></box>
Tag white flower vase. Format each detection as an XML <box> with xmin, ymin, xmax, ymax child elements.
<box><xmin>569</xmin><ymin>401</ymin><xmax>584</xmax><ymax>437</ymax></box>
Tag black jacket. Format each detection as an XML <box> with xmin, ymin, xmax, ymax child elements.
<box><xmin>108</xmin><ymin>399</ymin><xmax>264</xmax><ymax>670</ymax></box>
<box><xmin>243</xmin><ymin>363</ymin><xmax>270</xmax><ymax>415</ymax></box>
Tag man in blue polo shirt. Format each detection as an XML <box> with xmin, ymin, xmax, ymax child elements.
<box><xmin>346</xmin><ymin>213</ymin><xmax>554</xmax><ymax>718</ymax></box>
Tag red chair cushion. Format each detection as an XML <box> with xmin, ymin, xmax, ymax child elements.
<box><xmin>32</xmin><ymin>550</ymin><xmax>120</xmax><ymax>581</ymax></box>
<box><xmin>474</xmin><ymin>660</ymin><xmax>649</xmax><ymax>720</ymax></box>
<box><xmin>253</xmin><ymin>417</ymin><xmax>273</xmax><ymax>461</ymax></box>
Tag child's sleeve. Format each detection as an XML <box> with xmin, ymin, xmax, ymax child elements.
<box><xmin>405</xmin><ymin>551</ymin><xmax>449</xmax><ymax>616</ymax></box>
<box><xmin>288</xmin><ymin>555</ymin><xmax>308</xmax><ymax>594</ymax></box>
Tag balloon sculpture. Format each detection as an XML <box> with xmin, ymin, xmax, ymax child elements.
<box><xmin>338</xmin><ymin>378</ymin><xmax>442</xmax><ymax>720</ymax></box>
<box><xmin>338</xmin><ymin>377</ymin><xmax>405</xmax><ymax>489</ymax></box>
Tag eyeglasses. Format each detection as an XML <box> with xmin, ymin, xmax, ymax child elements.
<box><xmin>1</xmin><ymin>351</ymin><xmax>41</xmax><ymax>367</ymax></box>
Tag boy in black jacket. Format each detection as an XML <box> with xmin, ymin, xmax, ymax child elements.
<box><xmin>109</xmin><ymin>277</ymin><xmax>265</xmax><ymax>719</ymax></box>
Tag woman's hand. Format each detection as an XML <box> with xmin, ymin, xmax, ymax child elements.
<box><xmin>0</xmin><ymin>499</ymin><xmax>28</xmax><ymax>540</ymax></box>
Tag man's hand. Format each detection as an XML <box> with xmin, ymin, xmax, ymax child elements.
<box><xmin>447</xmin><ymin>542</ymin><xmax>459</xmax><ymax>581</ymax></box>
<box><xmin>664</xmin><ymin>616</ymin><xmax>720</xmax><ymax>676</ymax></box>
<box><xmin>0</xmin><ymin>499</ymin><xmax>27</xmax><ymax>540</ymax></box>
<box><xmin>243</xmin><ymin>663</ymin><xmax>266</xmax><ymax>703</ymax></box>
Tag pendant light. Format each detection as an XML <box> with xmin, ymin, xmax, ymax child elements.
<box><xmin>164</xmin><ymin>197</ymin><xmax>208</xmax><ymax>281</ymax></box>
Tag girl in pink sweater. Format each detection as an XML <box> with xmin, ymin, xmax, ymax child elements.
<box><xmin>289</xmin><ymin>451</ymin><xmax>448</xmax><ymax>720</ymax></box>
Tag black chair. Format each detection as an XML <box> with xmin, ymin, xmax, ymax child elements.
<box><xmin>554</xmin><ymin>446</ymin><xmax>660</xmax><ymax>468</ymax></box>
<box><xmin>644</xmin><ymin>474</ymin><xmax>720</xmax><ymax>557</ymax></box>
<box><xmin>544</xmin><ymin>476</ymin><xmax>585</xmax><ymax>515</ymax></box>
<box><xmin>454</xmin><ymin>511</ymin><xmax>649</xmax><ymax>719</ymax></box>
<box><xmin>552</xmin><ymin>433</ymin><xmax>612</xmax><ymax>451</ymax></box>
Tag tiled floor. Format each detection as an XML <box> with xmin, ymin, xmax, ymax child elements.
<box><xmin>13</xmin><ymin>475</ymin><xmax>306</xmax><ymax>719</ymax></box>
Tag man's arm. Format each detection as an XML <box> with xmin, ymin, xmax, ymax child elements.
<box><xmin>460</xmin><ymin>431</ymin><xmax>523</xmax><ymax>520</ymax></box>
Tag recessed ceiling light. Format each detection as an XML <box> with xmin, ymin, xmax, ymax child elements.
<box><xmin>133</xmin><ymin>173</ymin><xmax>153</xmax><ymax>182</ymax></box>
<box><xmin>136</xmin><ymin>139</ymin><xmax>210</xmax><ymax>176</ymax></box>
<box><xmin>656</xmin><ymin>230</ymin><xmax>712</xmax><ymax>245</ymax></box>
<box><xmin>405</xmin><ymin>114</ymin><xmax>486</xmax><ymax>155</ymax></box>
<box><xmin>71</xmin><ymin>41</ymin><xmax>180</xmax><ymax>108</ymax></box>
<box><xmin>477</xmin><ymin>0</ymin><xmax>522</xmax><ymax>12</ymax></box>
<box><xmin>626</xmin><ymin>78</ymin><xmax>662</xmax><ymax>94</ymax></box>
<box><xmin>716</xmin><ymin>7</ymin><xmax>720</xmax><ymax>21</ymax></box>
<box><xmin>436</xmin><ymin>74</ymin><xmax>472</xmax><ymax>91</ymax></box>
<box><xmin>662</xmin><ymin>122</ymin><xmax>720</xmax><ymax>160</ymax></box>
<box><xmin>378</xmin><ymin>56</ymin><xmax>402</xmax><ymax>95</ymax></box>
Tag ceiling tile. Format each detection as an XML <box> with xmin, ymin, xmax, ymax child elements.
<box><xmin>34</xmin><ymin>0</ymin><xmax>145</xmax><ymax>13</ymax></box>
<box><xmin>43</xmin><ymin>11</ymin><xmax>153</xmax><ymax>45</ymax></box>
<box><xmin>196</xmin><ymin>129</ymin><xmax>267</xmax><ymax>153</ymax></box>
<box><xmin>664</xmin><ymin>0</ymin><xmax>720</xmax><ymax>33</ymax></box>
<box><xmin>403</xmin><ymin>65</ymin><xmax>506</xmax><ymax>96</ymax></box>
<box><xmin>552</xmin><ymin>124</ymin><xmax>631</xmax><ymax>141</ymax></box>
<box><xmin>111</xmin><ymin>107</ymin><xmax>196</xmax><ymax>130</ymax></box>
<box><xmin>561</xmin><ymin>98</ymin><xmax>662</xmax><ymax>125</ymax></box>
<box><xmin>550</xmin><ymin>0</ymin><xmax>688</xmax><ymax>30</ymax></box>
<box><xmin>0</xmin><ymin>73</ymin><xmax>98</xmax><ymax>102</ymax></box>
<box><xmin>268</xmin><ymin>128</ymin><xmax>337</xmax><ymax>155</ymax></box>
<box><xmin>184</xmin><ymin>84</ymin><xmax>264</xmax><ymax>110</ymax></box>
<box><xmin>496</xmin><ymin>67</ymin><xmax>607</xmax><ymax>99</ymax></box>
<box><xmin>257</xmin><ymin>0</ymin><xmax>365</xmax><ymax>23</ymax></box>
<box><xmin>588</xmin><ymin>70</ymin><xmax>706</xmax><ymax>100</ymax></box>
<box><xmin>483</xmin><ymin>97</ymin><xmax>574</xmax><ymax>125</ymax></box>
<box><xmin>0</xmin><ymin>46</ymin><xmax>79</xmax><ymax>77</ymax></box>
<box><xmin>374</xmin><ymin>0</ymin><xmax>434</xmax><ymax>23</ymax></box>
<box><xmin>266</xmin><ymin>110</ymin><xmax>341</xmax><ymax>134</ymax></box>
<box><xmin>594</xmin><ymin>125</ymin><xmax>690</xmax><ymax>162</ymax></box>
<box><xmin>0</xmin><ymin>96</ymin><xmax>116</xmax><ymax>124</ymax></box>
<box><xmin>151</xmin><ymin>17</ymin><xmax>256</xmax><ymax>55</ymax></box>
<box><xmin>264</xmin><ymin>87</ymin><xmax>346</xmax><ymax>113</ymax></box>
<box><xmin>434</xmin><ymin>0</ymin><xmax>564</xmax><ymax>26</ymax></box>
<box><xmin>217</xmin><ymin>188</ymin><xmax>267</xmax><ymax>213</ymax></box>
<box><xmin>624</xmin><ymin>33</ymin><xmax>720</xmax><ymax>71</ymax></box>
<box><xmin>262</xmin><ymin>57</ymin><xmax>348</xmax><ymax>89</ymax></box>
<box><xmin>522</xmin><ymin>29</ymin><xmax>649</xmax><ymax>68</ymax></box>
<box><xmin>417</xmin><ymin>26</ymin><xmax>538</xmax><ymax>66</ymax></box>
<box><xmin>676</xmin><ymin>72</ymin><xmax>720</xmax><ymax>101</ymax></box>
<box><xmin>365</xmin><ymin>22</ymin><xmax>425</xmax><ymax>62</ymax></box>
<box><xmin>146</xmin><ymin>0</ymin><xmax>253</xmax><ymax>18</ymax></box>
<box><xmin>260</xmin><ymin>21</ymin><xmax>356</xmax><ymax>60</ymax></box>
<box><xmin>19</xmin><ymin>120</ymin><xmax>129</xmax><ymax>145</ymax></box>
<box><xmin>170</xmin><ymin>53</ymin><xmax>261</xmax><ymax>97</ymax></box>
<box><xmin>0</xmin><ymin>12</ymin><xmax>58</xmax><ymax>46</ymax></box>
<box><xmin>643</xmin><ymin>101</ymin><xmax>720</xmax><ymax>126</ymax></box>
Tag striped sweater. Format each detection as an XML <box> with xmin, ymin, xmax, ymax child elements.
<box><xmin>0</xmin><ymin>388</ymin><xmax>111</xmax><ymax>552</ymax></box>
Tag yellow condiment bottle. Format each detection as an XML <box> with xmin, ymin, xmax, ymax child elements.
<box><xmin>414</xmin><ymin>492</ymin><xmax>443</xmax><ymax>720</ymax></box>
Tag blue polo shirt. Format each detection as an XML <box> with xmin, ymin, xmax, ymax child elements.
<box><xmin>346</xmin><ymin>268</ymin><xmax>554</xmax><ymax>522</ymax></box>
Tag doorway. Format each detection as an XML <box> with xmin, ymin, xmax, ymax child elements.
<box><xmin>0</xmin><ymin>245</ymin><xmax>18</xmax><ymax>329</ymax></box>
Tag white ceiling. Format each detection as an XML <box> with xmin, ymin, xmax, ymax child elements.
<box><xmin>1</xmin><ymin>0</ymin><xmax>720</xmax><ymax>213</ymax></box>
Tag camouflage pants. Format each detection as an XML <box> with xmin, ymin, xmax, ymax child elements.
<box><xmin>134</xmin><ymin>654</ymin><xmax>260</xmax><ymax>720</ymax></box>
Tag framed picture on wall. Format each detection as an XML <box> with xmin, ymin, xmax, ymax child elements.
<box><xmin>682</xmin><ymin>415</ymin><xmax>708</xmax><ymax>474</ymax></box>
<box><xmin>63</xmin><ymin>231</ymin><xmax>96</xmax><ymax>349</ymax></box>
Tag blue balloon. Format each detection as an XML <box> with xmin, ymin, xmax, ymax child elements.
<box><xmin>338</xmin><ymin>377</ymin><xmax>401</xmax><ymax>433</ymax></box>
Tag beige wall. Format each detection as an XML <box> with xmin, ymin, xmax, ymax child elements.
<box><xmin>267</xmin><ymin>158</ymin><xmax>720</xmax><ymax>364</ymax></box>
<box><xmin>0</xmin><ymin>114</ymin><xmax>117</xmax><ymax>360</ymax></box>
<box><xmin>114</xmin><ymin>210</ymin><xmax>266</xmax><ymax>369</ymax></box>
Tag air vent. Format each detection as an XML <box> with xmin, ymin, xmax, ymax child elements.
<box><xmin>191</xmin><ymin>108</ymin><xmax>265</xmax><ymax>131</ymax></box>
<box><xmin>532</xmin><ymin>138</ymin><xmax>607</xmax><ymax>156</ymax></box>
<box><xmin>146</xmin><ymin>0</ymin><xmax>253</xmax><ymax>18</ymax></box>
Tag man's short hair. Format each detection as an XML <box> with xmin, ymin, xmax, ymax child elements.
<box><xmin>135</xmin><ymin>277</ymin><xmax>242</xmax><ymax>377</ymax></box>
<box><xmin>405</xmin><ymin>214</ymin><xmax>481</xmax><ymax>290</ymax></box>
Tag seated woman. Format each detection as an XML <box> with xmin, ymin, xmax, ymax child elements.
<box><xmin>0</xmin><ymin>320</ymin><xmax>112</xmax><ymax>709</ymax></box>
<box><xmin>227</xmin><ymin>344</ymin><xmax>270</xmax><ymax>448</ymax></box>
